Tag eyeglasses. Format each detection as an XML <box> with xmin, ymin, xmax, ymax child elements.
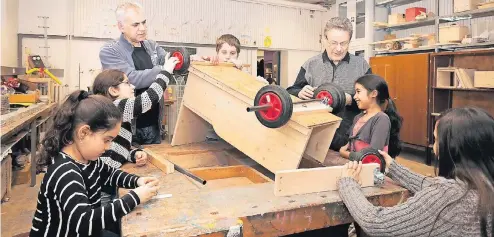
<box><xmin>328</xmin><ymin>41</ymin><xmax>350</xmax><ymax>48</ymax></box>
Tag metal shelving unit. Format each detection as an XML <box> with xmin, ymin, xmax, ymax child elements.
<box><xmin>372</xmin><ymin>0</ymin><xmax>494</xmax><ymax>56</ymax></box>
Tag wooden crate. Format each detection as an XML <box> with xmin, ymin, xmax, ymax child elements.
<box><xmin>8</xmin><ymin>91</ymin><xmax>40</xmax><ymax>103</ymax></box>
<box><xmin>454</xmin><ymin>0</ymin><xmax>479</xmax><ymax>12</ymax></box>
<box><xmin>439</xmin><ymin>25</ymin><xmax>469</xmax><ymax>43</ymax></box>
<box><xmin>18</xmin><ymin>77</ymin><xmax>61</xmax><ymax>103</ymax></box>
<box><xmin>474</xmin><ymin>71</ymin><xmax>494</xmax><ymax>88</ymax></box>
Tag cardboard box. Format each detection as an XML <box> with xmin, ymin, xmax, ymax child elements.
<box><xmin>388</xmin><ymin>14</ymin><xmax>406</xmax><ymax>25</ymax></box>
<box><xmin>454</xmin><ymin>0</ymin><xmax>479</xmax><ymax>12</ymax></box>
<box><xmin>474</xmin><ymin>71</ymin><xmax>494</xmax><ymax>88</ymax></box>
<box><xmin>406</xmin><ymin>7</ymin><xmax>426</xmax><ymax>22</ymax></box>
<box><xmin>439</xmin><ymin>25</ymin><xmax>469</xmax><ymax>43</ymax></box>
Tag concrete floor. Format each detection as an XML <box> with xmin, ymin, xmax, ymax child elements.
<box><xmin>1</xmin><ymin>150</ymin><xmax>435</xmax><ymax>237</ymax></box>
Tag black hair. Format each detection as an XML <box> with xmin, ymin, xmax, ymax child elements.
<box><xmin>434</xmin><ymin>107</ymin><xmax>494</xmax><ymax>236</ymax></box>
<box><xmin>355</xmin><ymin>74</ymin><xmax>403</xmax><ymax>158</ymax></box>
<box><xmin>92</xmin><ymin>69</ymin><xmax>127</xmax><ymax>100</ymax></box>
<box><xmin>41</xmin><ymin>90</ymin><xmax>122</xmax><ymax>164</ymax></box>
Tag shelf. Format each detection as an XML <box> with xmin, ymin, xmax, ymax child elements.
<box><xmin>376</xmin><ymin>18</ymin><xmax>436</xmax><ymax>31</ymax></box>
<box><xmin>439</xmin><ymin>7</ymin><xmax>494</xmax><ymax>23</ymax></box>
<box><xmin>375</xmin><ymin>0</ymin><xmax>422</xmax><ymax>7</ymax></box>
<box><xmin>433</xmin><ymin>87</ymin><xmax>494</xmax><ymax>92</ymax></box>
<box><xmin>431</xmin><ymin>113</ymin><xmax>440</xmax><ymax>117</ymax></box>
<box><xmin>374</xmin><ymin>46</ymin><xmax>437</xmax><ymax>55</ymax></box>
<box><xmin>438</xmin><ymin>41</ymin><xmax>494</xmax><ymax>50</ymax></box>
<box><xmin>1</xmin><ymin>130</ymin><xmax>29</xmax><ymax>161</ymax></box>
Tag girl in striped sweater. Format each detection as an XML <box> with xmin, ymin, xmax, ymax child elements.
<box><xmin>30</xmin><ymin>91</ymin><xmax>160</xmax><ymax>237</ymax></box>
<box><xmin>92</xmin><ymin>54</ymin><xmax>179</xmax><ymax>169</ymax></box>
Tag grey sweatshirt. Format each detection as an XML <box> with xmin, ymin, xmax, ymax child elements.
<box><xmin>338</xmin><ymin>161</ymin><xmax>493</xmax><ymax>237</ymax></box>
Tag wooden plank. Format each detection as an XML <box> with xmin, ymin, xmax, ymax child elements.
<box><xmin>304</xmin><ymin>121</ymin><xmax>340</xmax><ymax>163</ymax></box>
<box><xmin>171</xmin><ymin>104</ymin><xmax>211</xmax><ymax>146</ymax></box>
<box><xmin>146</xmin><ymin>149</ymin><xmax>175</xmax><ymax>174</ymax></box>
<box><xmin>274</xmin><ymin>163</ymin><xmax>379</xmax><ymax>197</ymax></box>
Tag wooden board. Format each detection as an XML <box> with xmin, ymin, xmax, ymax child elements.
<box><xmin>172</xmin><ymin>65</ymin><xmax>341</xmax><ymax>173</ymax></box>
<box><xmin>274</xmin><ymin>163</ymin><xmax>379</xmax><ymax>197</ymax></box>
<box><xmin>120</xmin><ymin>142</ymin><xmax>409</xmax><ymax>237</ymax></box>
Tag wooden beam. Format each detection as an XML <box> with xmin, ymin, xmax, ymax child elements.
<box><xmin>274</xmin><ymin>163</ymin><xmax>379</xmax><ymax>197</ymax></box>
<box><xmin>146</xmin><ymin>149</ymin><xmax>175</xmax><ymax>174</ymax></box>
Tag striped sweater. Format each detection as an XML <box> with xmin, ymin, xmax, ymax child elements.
<box><xmin>30</xmin><ymin>152</ymin><xmax>141</xmax><ymax>237</ymax></box>
<box><xmin>338</xmin><ymin>161</ymin><xmax>493</xmax><ymax>237</ymax></box>
<box><xmin>100</xmin><ymin>71</ymin><xmax>170</xmax><ymax>169</ymax></box>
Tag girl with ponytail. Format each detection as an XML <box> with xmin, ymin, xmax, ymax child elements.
<box><xmin>31</xmin><ymin>90</ymin><xmax>160</xmax><ymax>237</ymax></box>
<box><xmin>339</xmin><ymin>74</ymin><xmax>403</xmax><ymax>159</ymax></box>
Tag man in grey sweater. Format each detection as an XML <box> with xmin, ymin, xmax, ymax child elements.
<box><xmin>99</xmin><ymin>2</ymin><xmax>167</xmax><ymax>145</ymax></box>
<box><xmin>287</xmin><ymin>17</ymin><xmax>371</xmax><ymax>153</ymax></box>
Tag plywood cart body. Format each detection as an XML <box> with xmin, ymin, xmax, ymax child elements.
<box><xmin>171</xmin><ymin>64</ymin><xmax>342</xmax><ymax>172</ymax></box>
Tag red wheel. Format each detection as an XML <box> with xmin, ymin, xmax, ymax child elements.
<box><xmin>172</xmin><ymin>51</ymin><xmax>184</xmax><ymax>70</ymax></box>
<box><xmin>253</xmin><ymin>85</ymin><xmax>293</xmax><ymax>128</ymax></box>
<box><xmin>316</xmin><ymin>90</ymin><xmax>334</xmax><ymax>106</ymax></box>
<box><xmin>258</xmin><ymin>92</ymin><xmax>282</xmax><ymax>121</ymax></box>
<box><xmin>361</xmin><ymin>154</ymin><xmax>382</xmax><ymax>167</ymax></box>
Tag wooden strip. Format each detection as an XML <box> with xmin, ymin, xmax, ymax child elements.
<box><xmin>304</xmin><ymin>122</ymin><xmax>340</xmax><ymax>163</ymax></box>
<box><xmin>189</xmin><ymin>165</ymin><xmax>270</xmax><ymax>183</ymax></box>
<box><xmin>274</xmin><ymin>163</ymin><xmax>379</xmax><ymax>197</ymax></box>
<box><xmin>146</xmin><ymin>149</ymin><xmax>175</xmax><ymax>174</ymax></box>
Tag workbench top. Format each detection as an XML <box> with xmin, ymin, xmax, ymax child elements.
<box><xmin>120</xmin><ymin>141</ymin><xmax>408</xmax><ymax>237</ymax></box>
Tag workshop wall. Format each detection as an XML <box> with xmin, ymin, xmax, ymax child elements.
<box><xmin>16</xmin><ymin>0</ymin><xmax>328</xmax><ymax>90</ymax></box>
<box><xmin>1</xmin><ymin>0</ymin><xmax>19</xmax><ymax>67</ymax></box>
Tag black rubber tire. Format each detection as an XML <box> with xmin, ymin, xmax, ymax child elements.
<box><xmin>357</xmin><ymin>147</ymin><xmax>386</xmax><ymax>173</ymax></box>
<box><xmin>331</xmin><ymin>83</ymin><xmax>347</xmax><ymax>113</ymax></box>
<box><xmin>254</xmin><ymin>85</ymin><xmax>293</xmax><ymax>128</ymax></box>
<box><xmin>171</xmin><ymin>47</ymin><xmax>190</xmax><ymax>75</ymax></box>
<box><xmin>313</xmin><ymin>83</ymin><xmax>345</xmax><ymax>114</ymax></box>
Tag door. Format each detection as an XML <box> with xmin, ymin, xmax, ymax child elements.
<box><xmin>370</xmin><ymin>54</ymin><xmax>429</xmax><ymax>147</ymax></box>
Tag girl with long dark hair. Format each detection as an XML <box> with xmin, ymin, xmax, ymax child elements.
<box><xmin>30</xmin><ymin>91</ymin><xmax>160</xmax><ymax>237</ymax></box>
<box><xmin>338</xmin><ymin>107</ymin><xmax>494</xmax><ymax>236</ymax></box>
<box><xmin>339</xmin><ymin>74</ymin><xmax>403</xmax><ymax>158</ymax></box>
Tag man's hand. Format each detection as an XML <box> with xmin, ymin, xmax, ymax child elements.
<box><xmin>341</xmin><ymin>161</ymin><xmax>363</xmax><ymax>184</ymax></box>
<box><xmin>297</xmin><ymin>85</ymin><xmax>315</xmax><ymax>100</ymax></box>
<box><xmin>135</xmin><ymin>151</ymin><xmax>148</xmax><ymax>166</ymax></box>
<box><xmin>345</xmin><ymin>93</ymin><xmax>352</xmax><ymax>106</ymax></box>
<box><xmin>163</xmin><ymin>52</ymin><xmax>180</xmax><ymax>74</ymax></box>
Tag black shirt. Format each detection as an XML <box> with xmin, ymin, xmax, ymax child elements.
<box><xmin>132</xmin><ymin>45</ymin><xmax>160</xmax><ymax>128</ymax></box>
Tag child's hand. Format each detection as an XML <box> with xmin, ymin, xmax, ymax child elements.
<box><xmin>341</xmin><ymin>161</ymin><xmax>363</xmax><ymax>184</ymax></box>
<box><xmin>205</xmin><ymin>56</ymin><xmax>220</xmax><ymax>65</ymax></box>
<box><xmin>229</xmin><ymin>58</ymin><xmax>243</xmax><ymax>69</ymax></box>
<box><xmin>135</xmin><ymin>151</ymin><xmax>148</xmax><ymax>166</ymax></box>
<box><xmin>378</xmin><ymin>150</ymin><xmax>394</xmax><ymax>171</ymax></box>
<box><xmin>133</xmin><ymin>182</ymin><xmax>159</xmax><ymax>203</ymax></box>
<box><xmin>137</xmin><ymin>177</ymin><xmax>159</xmax><ymax>187</ymax></box>
<box><xmin>163</xmin><ymin>52</ymin><xmax>180</xmax><ymax>74</ymax></box>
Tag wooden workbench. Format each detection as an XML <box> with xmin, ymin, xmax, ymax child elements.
<box><xmin>120</xmin><ymin>141</ymin><xmax>409</xmax><ymax>237</ymax></box>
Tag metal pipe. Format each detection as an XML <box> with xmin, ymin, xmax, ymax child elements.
<box><xmin>292</xmin><ymin>99</ymin><xmax>321</xmax><ymax>104</ymax></box>
<box><xmin>174</xmin><ymin>164</ymin><xmax>207</xmax><ymax>185</ymax></box>
<box><xmin>246</xmin><ymin>104</ymin><xmax>273</xmax><ymax>112</ymax></box>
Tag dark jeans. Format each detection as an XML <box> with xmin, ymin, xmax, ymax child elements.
<box><xmin>134</xmin><ymin>124</ymin><xmax>161</xmax><ymax>145</ymax></box>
